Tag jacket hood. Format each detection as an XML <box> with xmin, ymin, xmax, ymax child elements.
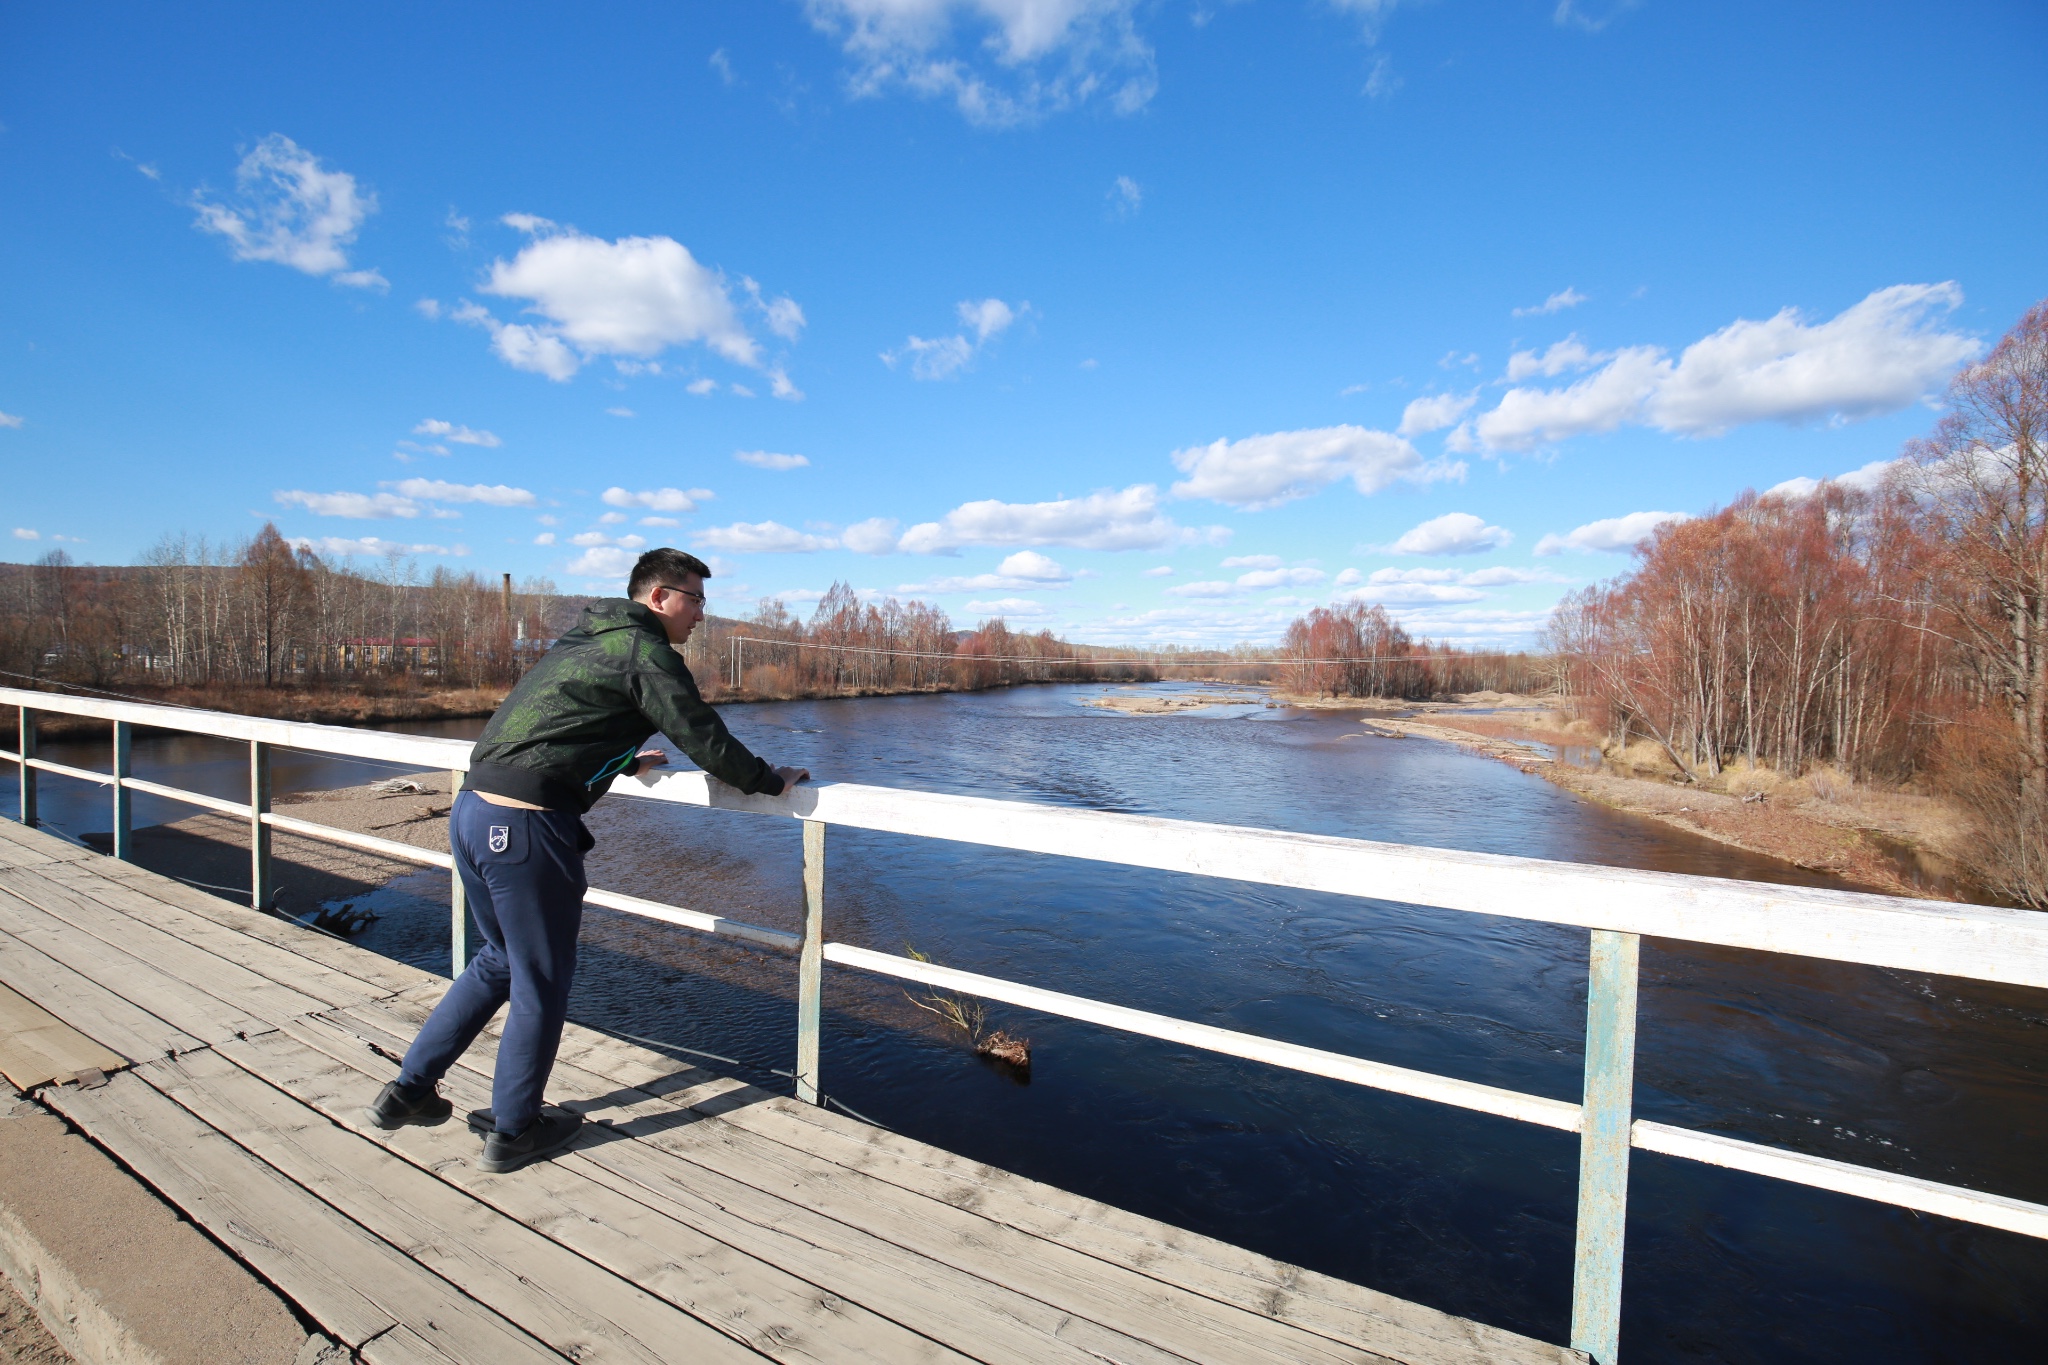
<box><xmin>568</xmin><ymin>597</ymin><xmax>663</xmax><ymax>638</ymax></box>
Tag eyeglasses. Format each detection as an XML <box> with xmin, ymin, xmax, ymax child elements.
<box><xmin>659</xmin><ymin>584</ymin><xmax>706</xmax><ymax>606</ymax></box>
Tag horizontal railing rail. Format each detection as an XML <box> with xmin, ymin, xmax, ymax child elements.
<box><xmin>4</xmin><ymin>684</ymin><xmax>2044</xmax><ymax>1364</ymax></box>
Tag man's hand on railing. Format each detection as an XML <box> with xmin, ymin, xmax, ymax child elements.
<box><xmin>631</xmin><ymin>749</ymin><xmax>669</xmax><ymax>776</ymax></box>
<box><xmin>774</xmin><ymin>765</ymin><xmax>812</xmax><ymax>793</ymax></box>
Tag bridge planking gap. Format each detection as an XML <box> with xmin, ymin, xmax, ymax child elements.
<box><xmin>41</xmin><ymin>1068</ymin><xmax>562</xmax><ymax>1364</ymax></box>
<box><xmin>233</xmin><ymin>1022</ymin><xmax>981</xmax><ymax>1365</ymax></box>
<box><xmin>143</xmin><ymin>1044</ymin><xmax>764</xmax><ymax>1365</ymax></box>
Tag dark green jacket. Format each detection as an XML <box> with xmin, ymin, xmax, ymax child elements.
<box><xmin>465</xmin><ymin>599</ymin><xmax>783</xmax><ymax>812</ymax></box>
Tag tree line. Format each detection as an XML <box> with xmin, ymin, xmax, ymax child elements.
<box><xmin>1544</xmin><ymin>299</ymin><xmax>2048</xmax><ymax>904</ymax></box>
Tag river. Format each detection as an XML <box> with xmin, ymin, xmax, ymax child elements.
<box><xmin>12</xmin><ymin>683</ymin><xmax>2046</xmax><ymax>1363</ymax></box>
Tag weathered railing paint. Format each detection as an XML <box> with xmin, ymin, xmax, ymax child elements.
<box><xmin>1570</xmin><ymin>930</ymin><xmax>1640</xmax><ymax>1365</ymax></box>
<box><xmin>5</xmin><ymin>685</ymin><xmax>2047</xmax><ymax>1365</ymax></box>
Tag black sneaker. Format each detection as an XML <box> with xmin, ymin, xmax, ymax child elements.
<box><xmin>477</xmin><ymin>1110</ymin><xmax>584</xmax><ymax>1174</ymax></box>
<box><xmin>361</xmin><ymin>1081</ymin><xmax>453</xmax><ymax>1130</ymax></box>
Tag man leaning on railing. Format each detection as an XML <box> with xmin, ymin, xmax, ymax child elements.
<box><xmin>360</xmin><ymin>547</ymin><xmax>811</xmax><ymax>1173</ymax></box>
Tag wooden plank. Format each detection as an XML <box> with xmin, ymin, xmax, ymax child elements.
<box><xmin>33</xmin><ymin>859</ymin><xmax>398</xmax><ymax>1008</ymax></box>
<box><xmin>356</xmin><ymin>994</ymin><xmax>1574</xmax><ymax>1365</ymax></box>
<box><xmin>301</xmin><ymin>1005</ymin><xmax>1209</xmax><ymax>1365</ymax></box>
<box><xmin>0</xmin><ymin>818</ymin><xmax>96</xmax><ymax>865</ymax></box>
<box><xmin>76</xmin><ymin>855</ymin><xmax>436</xmax><ymax>996</ymax></box>
<box><xmin>0</xmin><ymin>865</ymin><xmax>330</xmax><ymax>1026</ymax></box>
<box><xmin>148</xmin><ymin>1043</ymin><xmax>765</xmax><ymax>1365</ymax></box>
<box><xmin>235</xmin><ymin>1022</ymin><xmax>978</xmax><ymax>1365</ymax></box>
<box><xmin>0</xmin><ymin>979</ymin><xmax>126</xmax><ymax>1089</ymax></box>
<box><xmin>0</xmin><ymin>928</ymin><xmax>200</xmax><ymax>1064</ymax></box>
<box><xmin>42</xmin><ymin>1068</ymin><xmax>563</xmax><ymax>1363</ymax></box>
<box><xmin>623</xmin><ymin>770</ymin><xmax>2048</xmax><ymax>989</ymax></box>
<box><xmin>342</xmin><ymin>998</ymin><xmax>1395</xmax><ymax>1365</ymax></box>
<box><xmin>0</xmin><ymin>885</ymin><xmax>270</xmax><ymax>1044</ymax></box>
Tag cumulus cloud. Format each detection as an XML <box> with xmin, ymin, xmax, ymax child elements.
<box><xmin>695</xmin><ymin>520</ymin><xmax>839</xmax><ymax>553</ymax></box>
<box><xmin>1339</xmin><ymin>582</ymin><xmax>1487</xmax><ymax>605</ymax></box>
<box><xmin>1235</xmin><ymin>566</ymin><xmax>1326</xmax><ymax>589</ymax></box>
<box><xmin>1476</xmin><ymin>284</ymin><xmax>1979</xmax><ymax>451</ymax></box>
<box><xmin>899</xmin><ymin>483</ymin><xmax>1219</xmax><ymax>553</ymax></box>
<box><xmin>602</xmin><ymin>486</ymin><xmax>713</xmax><ymax>513</ymax></box>
<box><xmin>1169</xmin><ymin>424</ymin><xmax>1462</xmax><ymax>510</ymax></box>
<box><xmin>899</xmin><ymin>549</ymin><xmax>1076</xmax><ymax>593</ymax></box>
<box><xmin>804</xmin><ymin>0</ymin><xmax>1157</xmax><ymax>127</ymax></box>
<box><xmin>1504</xmin><ymin>336</ymin><xmax>1604</xmax><ymax>382</ymax></box>
<box><xmin>191</xmin><ymin>135</ymin><xmax>381</xmax><ymax>286</ymax></box>
<box><xmin>413</xmin><ymin>419</ymin><xmax>501</xmax><ymax>448</ymax></box>
<box><xmin>567</xmin><ymin>545</ymin><xmax>639</xmax><ymax>578</ymax></box>
<box><xmin>1513</xmin><ymin>287</ymin><xmax>1587</xmax><ymax>318</ymax></box>
<box><xmin>390</xmin><ymin>478</ymin><xmax>535</xmax><ymax>507</ymax></box>
<box><xmin>1765</xmin><ymin>458</ymin><xmax>1902</xmax><ymax>500</ymax></box>
<box><xmin>569</xmin><ymin>531</ymin><xmax>647</xmax><ymax>549</ymax></box>
<box><xmin>1534</xmin><ymin>510</ymin><xmax>1689</xmax><ymax>555</ymax></box>
<box><xmin>1164</xmin><ymin>580</ymin><xmax>1237</xmax><ymax>599</ymax></box>
<box><xmin>735</xmin><ymin>449</ymin><xmax>810</xmax><ymax>470</ymax></box>
<box><xmin>963</xmin><ymin>597</ymin><xmax>1052</xmax><ymax>618</ymax></box>
<box><xmin>883</xmin><ymin>297</ymin><xmax>1019</xmax><ymax>380</ymax></box>
<box><xmin>276</xmin><ymin>490</ymin><xmax>420</xmax><ymax>519</ymax></box>
<box><xmin>0</xmin><ymin>412</ymin><xmax>22</xmax><ymax>429</ymax></box>
<box><xmin>289</xmin><ymin>535</ymin><xmax>465</xmax><ymax>558</ymax></box>
<box><xmin>685</xmin><ymin>377</ymin><xmax>718</xmax><ymax>396</ymax></box>
<box><xmin>1220</xmin><ymin>554</ymin><xmax>1281</xmax><ymax>570</ymax></box>
<box><xmin>1363</xmin><ymin>565</ymin><xmax>1569</xmax><ymax>587</ymax></box>
<box><xmin>841</xmin><ymin>517</ymin><xmax>903</xmax><ymax>555</ymax></box>
<box><xmin>534</xmin><ymin>532</ymin><xmax>557</xmax><ymax>545</ymax></box>
<box><xmin>12</xmin><ymin>528</ymin><xmax>39</xmax><ymax>540</ymax></box>
<box><xmin>607</xmin><ymin>407</ymin><xmax>636</xmax><ymax>418</ymax></box>
<box><xmin>1142</xmin><ymin>565</ymin><xmax>1174</xmax><ymax>577</ymax></box>
<box><xmin>1397</xmin><ymin>392</ymin><xmax>1477</xmax><ymax>438</ymax></box>
<box><xmin>448</xmin><ymin>223</ymin><xmax>798</xmax><ymax>386</ymax></box>
<box><xmin>1385</xmin><ymin>512</ymin><xmax>1513</xmax><ymax>555</ymax></box>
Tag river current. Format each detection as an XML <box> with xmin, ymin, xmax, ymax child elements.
<box><xmin>15</xmin><ymin>683</ymin><xmax>2046</xmax><ymax>1362</ymax></box>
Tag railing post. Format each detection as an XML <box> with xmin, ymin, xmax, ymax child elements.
<box><xmin>17</xmin><ymin>708</ymin><xmax>35</xmax><ymax>828</ymax></box>
<box><xmin>111</xmin><ymin>720</ymin><xmax>133</xmax><ymax>860</ymax></box>
<box><xmin>1571</xmin><ymin>929</ymin><xmax>1640</xmax><ymax>1365</ymax></box>
<box><xmin>449</xmin><ymin>770</ymin><xmax>468</xmax><ymax>977</ymax></box>
<box><xmin>249</xmin><ymin>741</ymin><xmax>273</xmax><ymax>912</ymax></box>
<box><xmin>796</xmin><ymin>819</ymin><xmax>825</xmax><ymax>1105</ymax></box>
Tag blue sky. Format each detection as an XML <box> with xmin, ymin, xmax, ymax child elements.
<box><xmin>4</xmin><ymin>0</ymin><xmax>2044</xmax><ymax>645</ymax></box>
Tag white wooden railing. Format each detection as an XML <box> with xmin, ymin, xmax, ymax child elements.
<box><xmin>5</xmin><ymin>685</ymin><xmax>2047</xmax><ymax>1365</ymax></box>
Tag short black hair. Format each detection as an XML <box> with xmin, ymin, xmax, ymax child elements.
<box><xmin>628</xmin><ymin>547</ymin><xmax>713</xmax><ymax>601</ymax></box>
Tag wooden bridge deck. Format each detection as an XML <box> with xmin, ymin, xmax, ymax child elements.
<box><xmin>0</xmin><ymin>817</ymin><xmax>1579</xmax><ymax>1365</ymax></box>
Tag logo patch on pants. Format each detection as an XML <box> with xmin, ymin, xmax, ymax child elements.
<box><xmin>489</xmin><ymin>825</ymin><xmax>510</xmax><ymax>854</ymax></box>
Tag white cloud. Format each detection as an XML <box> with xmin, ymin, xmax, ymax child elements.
<box><xmin>602</xmin><ymin>486</ymin><xmax>713</xmax><ymax>513</ymax></box>
<box><xmin>1459</xmin><ymin>565</ymin><xmax>1573</xmax><ymax>585</ymax></box>
<box><xmin>1163</xmin><ymin>580</ymin><xmax>1237</xmax><ymax>599</ymax></box>
<box><xmin>1362</xmin><ymin>55</ymin><xmax>1401</xmax><ymax>100</ymax></box>
<box><xmin>710</xmin><ymin>47</ymin><xmax>738</xmax><ymax>84</ymax></box>
<box><xmin>996</xmin><ymin>549</ymin><xmax>1070</xmax><ymax>581</ymax></box>
<box><xmin>1341</xmin><ymin>582</ymin><xmax>1488</xmax><ymax>605</ymax></box>
<box><xmin>841</xmin><ymin>517</ymin><xmax>903</xmax><ymax>555</ymax></box>
<box><xmin>744</xmin><ymin>278</ymin><xmax>807</xmax><ymax>341</ymax></box>
<box><xmin>1365</xmin><ymin>565</ymin><xmax>1569</xmax><ymax>587</ymax></box>
<box><xmin>1332</xmin><ymin>567</ymin><xmax>1362</xmax><ymax>586</ymax></box>
<box><xmin>1397</xmin><ymin>392</ymin><xmax>1477</xmax><ymax>438</ymax></box>
<box><xmin>901</xmin><ymin>549</ymin><xmax>1076</xmax><ymax>594</ymax></box>
<box><xmin>686</xmin><ymin>377</ymin><xmax>718</xmax><ymax>396</ymax></box>
<box><xmin>1169</xmin><ymin>424</ymin><xmax>1462</xmax><ymax>510</ymax></box>
<box><xmin>768</xmin><ymin>369</ymin><xmax>804</xmax><ymax>401</ymax></box>
<box><xmin>289</xmin><ymin>535</ymin><xmax>465</xmax><ymax>558</ymax></box>
<box><xmin>534</xmin><ymin>532</ymin><xmax>557</xmax><ymax>545</ymax></box>
<box><xmin>735</xmin><ymin>449</ymin><xmax>810</xmax><ymax>470</ymax></box>
<box><xmin>1513</xmin><ymin>287</ymin><xmax>1587</xmax><ymax>318</ymax></box>
<box><xmin>455</xmin><ymin>225</ymin><xmax>796</xmax><ymax>383</ymax></box>
<box><xmin>570</xmin><ymin>531</ymin><xmax>647</xmax><ymax>549</ymax></box>
<box><xmin>1534</xmin><ymin>510</ymin><xmax>1689</xmax><ymax>555</ymax></box>
<box><xmin>899</xmin><ymin>483</ymin><xmax>1217</xmax><ymax>553</ymax></box>
<box><xmin>1235</xmin><ymin>567</ymin><xmax>1326</xmax><ymax>589</ymax></box>
<box><xmin>1142</xmin><ymin>565</ymin><xmax>1174</xmax><ymax>577</ymax></box>
<box><xmin>191</xmin><ymin>135</ymin><xmax>379</xmax><ymax>284</ymax></box>
<box><xmin>804</xmin><ymin>0</ymin><xmax>1157</xmax><ymax>127</ymax></box>
<box><xmin>276</xmin><ymin>489</ymin><xmax>420</xmax><ymax>519</ymax></box>
<box><xmin>696</xmin><ymin>520</ymin><xmax>839</xmax><ymax>553</ymax></box>
<box><xmin>883</xmin><ymin>297</ymin><xmax>1020</xmax><ymax>380</ymax></box>
<box><xmin>413</xmin><ymin>419</ymin><xmax>502</xmax><ymax>447</ymax></box>
<box><xmin>1385</xmin><ymin>512</ymin><xmax>1513</xmax><ymax>555</ymax></box>
<box><xmin>12</xmin><ymin>528</ymin><xmax>38</xmax><ymax>540</ymax></box>
<box><xmin>731</xmin><ymin>383</ymin><xmax>757</xmax><ymax>398</ymax></box>
<box><xmin>1504</xmin><ymin>336</ymin><xmax>1604</xmax><ymax>382</ymax></box>
<box><xmin>1476</xmin><ymin>284</ymin><xmax>1979</xmax><ymax>451</ymax></box>
<box><xmin>333</xmin><ymin>269</ymin><xmax>389</xmax><ymax>291</ymax></box>
<box><xmin>1109</xmin><ymin>174</ymin><xmax>1141</xmax><ymax>217</ymax></box>
<box><xmin>1220</xmin><ymin>554</ymin><xmax>1281</xmax><ymax>570</ymax></box>
<box><xmin>567</xmin><ymin>545</ymin><xmax>638</xmax><ymax>578</ymax></box>
<box><xmin>599</xmin><ymin>512</ymin><xmax>628</xmax><ymax>525</ymax></box>
<box><xmin>1765</xmin><ymin>457</ymin><xmax>1902</xmax><ymax>500</ymax></box>
<box><xmin>640</xmin><ymin>516</ymin><xmax>682</xmax><ymax>528</ymax></box>
<box><xmin>415</xmin><ymin>299</ymin><xmax>442</xmax><ymax>320</ymax></box>
<box><xmin>607</xmin><ymin>407</ymin><xmax>636</xmax><ymax>418</ymax></box>
<box><xmin>0</xmin><ymin>412</ymin><xmax>21</xmax><ymax>429</ymax></box>
<box><xmin>390</xmin><ymin>478</ymin><xmax>535</xmax><ymax>507</ymax></box>
<box><xmin>963</xmin><ymin>597</ymin><xmax>1052</xmax><ymax>618</ymax></box>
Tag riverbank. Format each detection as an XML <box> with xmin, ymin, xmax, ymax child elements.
<box><xmin>1346</xmin><ymin>697</ymin><xmax>1976</xmax><ymax>902</ymax></box>
<box><xmin>2</xmin><ymin>685</ymin><xmax>509</xmax><ymax>738</ymax></box>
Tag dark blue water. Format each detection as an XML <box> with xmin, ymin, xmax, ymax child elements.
<box><xmin>14</xmin><ymin>684</ymin><xmax>2046</xmax><ymax>1362</ymax></box>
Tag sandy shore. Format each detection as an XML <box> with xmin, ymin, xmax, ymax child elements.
<box><xmin>1086</xmin><ymin>689</ymin><xmax>1267</xmax><ymax>715</ymax></box>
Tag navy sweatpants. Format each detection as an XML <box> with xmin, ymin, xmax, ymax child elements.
<box><xmin>398</xmin><ymin>789</ymin><xmax>591</xmax><ymax>1134</ymax></box>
